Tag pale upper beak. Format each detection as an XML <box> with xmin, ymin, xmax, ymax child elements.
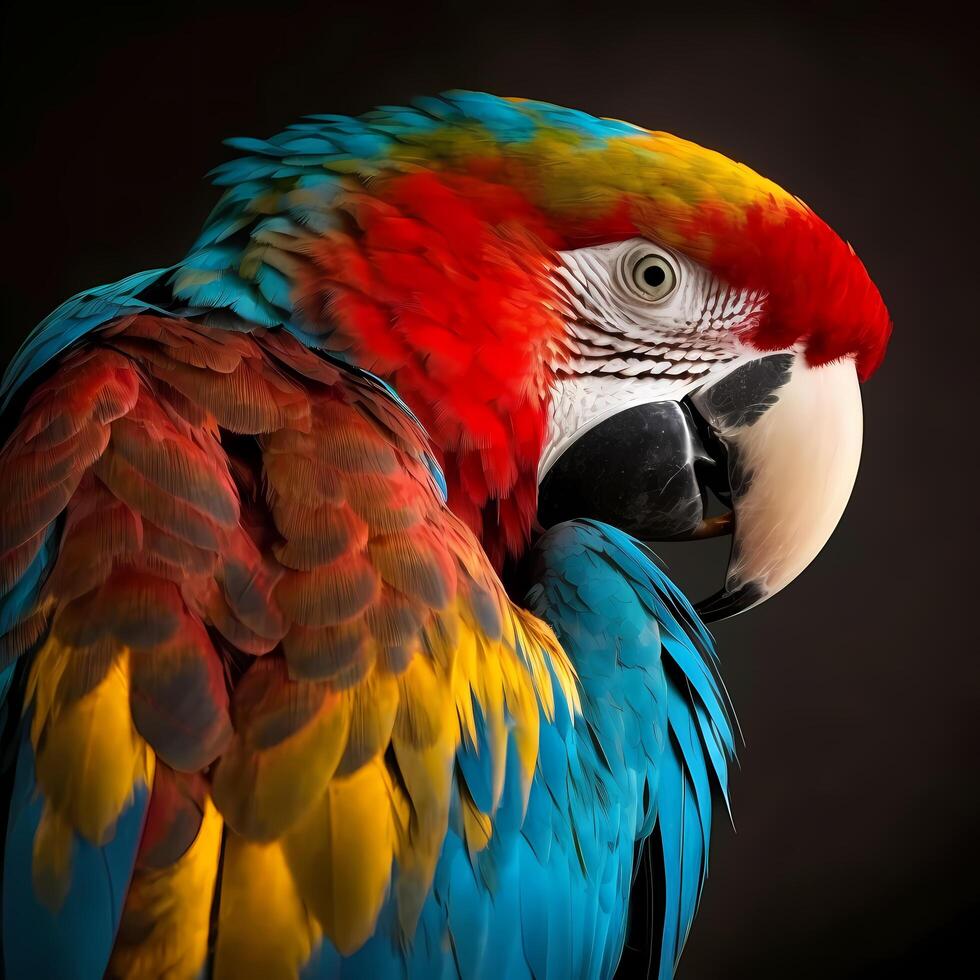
<box><xmin>691</xmin><ymin>352</ymin><xmax>863</xmax><ymax>619</ymax></box>
<box><xmin>537</xmin><ymin>350</ymin><xmax>864</xmax><ymax>621</ymax></box>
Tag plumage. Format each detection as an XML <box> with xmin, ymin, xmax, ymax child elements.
<box><xmin>28</xmin><ymin>642</ymin><xmax>153</xmax><ymax>848</ymax></box>
<box><xmin>0</xmin><ymin>91</ymin><xmax>891</xmax><ymax>979</ymax></box>
<box><xmin>107</xmin><ymin>773</ymin><xmax>223</xmax><ymax>979</ymax></box>
<box><xmin>3</xmin><ymin>721</ymin><xmax>151</xmax><ymax>977</ymax></box>
<box><xmin>213</xmin><ymin>834</ymin><xmax>320</xmax><ymax>980</ymax></box>
<box><xmin>212</xmin><ymin>661</ymin><xmax>349</xmax><ymax>840</ymax></box>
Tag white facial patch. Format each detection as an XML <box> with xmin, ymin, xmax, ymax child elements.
<box><xmin>541</xmin><ymin>238</ymin><xmax>766</xmax><ymax>479</ymax></box>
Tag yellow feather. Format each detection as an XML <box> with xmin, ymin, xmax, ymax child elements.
<box><xmin>107</xmin><ymin>796</ymin><xmax>223</xmax><ymax>980</ymax></box>
<box><xmin>503</xmin><ymin>662</ymin><xmax>540</xmax><ymax>811</ymax></box>
<box><xmin>283</xmin><ymin>757</ymin><xmax>407</xmax><ymax>955</ymax></box>
<box><xmin>391</xmin><ymin>658</ymin><xmax>458</xmax><ymax>934</ymax></box>
<box><xmin>29</xmin><ymin>641</ymin><xmax>154</xmax><ymax>842</ymax></box>
<box><xmin>393</xmin><ymin>653</ymin><xmax>451</xmax><ymax>748</ymax></box>
<box><xmin>451</xmin><ymin>623</ymin><xmax>479</xmax><ymax>749</ymax></box>
<box><xmin>28</xmin><ymin>640</ymin><xmax>153</xmax><ymax>887</ymax></box>
<box><xmin>214</xmin><ymin>835</ymin><xmax>320</xmax><ymax>980</ymax></box>
<box><xmin>423</xmin><ymin>607</ymin><xmax>460</xmax><ymax>670</ymax></box>
<box><xmin>473</xmin><ymin>637</ymin><xmax>508</xmax><ymax>812</ymax></box>
<box><xmin>459</xmin><ymin>782</ymin><xmax>492</xmax><ymax>854</ymax></box>
<box><xmin>336</xmin><ymin>668</ymin><xmax>398</xmax><ymax>775</ymax></box>
<box><xmin>212</xmin><ymin>692</ymin><xmax>350</xmax><ymax>840</ymax></box>
<box><xmin>514</xmin><ymin>607</ymin><xmax>580</xmax><ymax>720</ymax></box>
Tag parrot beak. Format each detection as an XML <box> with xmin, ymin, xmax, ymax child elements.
<box><xmin>537</xmin><ymin>351</ymin><xmax>864</xmax><ymax>621</ymax></box>
<box><xmin>689</xmin><ymin>352</ymin><xmax>863</xmax><ymax>620</ymax></box>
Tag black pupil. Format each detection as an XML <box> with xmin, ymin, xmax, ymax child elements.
<box><xmin>642</xmin><ymin>263</ymin><xmax>666</xmax><ymax>288</ymax></box>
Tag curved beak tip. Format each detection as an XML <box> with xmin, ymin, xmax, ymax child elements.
<box><xmin>694</xmin><ymin>581</ymin><xmax>766</xmax><ymax>623</ymax></box>
<box><xmin>691</xmin><ymin>352</ymin><xmax>863</xmax><ymax>618</ymax></box>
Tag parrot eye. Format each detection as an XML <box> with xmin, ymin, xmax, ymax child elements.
<box><xmin>623</xmin><ymin>247</ymin><xmax>678</xmax><ymax>302</ymax></box>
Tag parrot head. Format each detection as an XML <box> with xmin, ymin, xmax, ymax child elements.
<box><xmin>185</xmin><ymin>91</ymin><xmax>892</xmax><ymax>618</ymax></box>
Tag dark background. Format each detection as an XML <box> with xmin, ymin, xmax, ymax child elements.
<box><xmin>1</xmin><ymin>1</ymin><xmax>976</xmax><ymax>976</ymax></box>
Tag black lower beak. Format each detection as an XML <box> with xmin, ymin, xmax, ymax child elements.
<box><xmin>537</xmin><ymin>396</ymin><xmax>743</xmax><ymax>621</ymax></box>
<box><xmin>537</xmin><ymin>399</ymin><xmax>727</xmax><ymax>542</ymax></box>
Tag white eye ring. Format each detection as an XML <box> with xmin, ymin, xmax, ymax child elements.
<box><xmin>621</xmin><ymin>246</ymin><xmax>679</xmax><ymax>302</ymax></box>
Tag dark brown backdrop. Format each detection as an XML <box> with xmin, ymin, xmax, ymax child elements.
<box><xmin>1</xmin><ymin>1</ymin><xmax>976</xmax><ymax>976</ymax></box>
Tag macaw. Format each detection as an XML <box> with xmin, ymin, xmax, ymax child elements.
<box><xmin>0</xmin><ymin>92</ymin><xmax>890</xmax><ymax>979</ymax></box>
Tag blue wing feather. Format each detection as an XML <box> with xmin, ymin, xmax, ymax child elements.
<box><xmin>525</xmin><ymin>519</ymin><xmax>734</xmax><ymax>979</ymax></box>
<box><xmin>2</xmin><ymin>720</ymin><xmax>149</xmax><ymax>978</ymax></box>
<box><xmin>0</xmin><ymin>269</ymin><xmax>174</xmax><ymax>411</ymax></box>
<box><xmin>0</xmin><ymin>519</ymin><xmax>148</xmax><ymax>978</ymax></box>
